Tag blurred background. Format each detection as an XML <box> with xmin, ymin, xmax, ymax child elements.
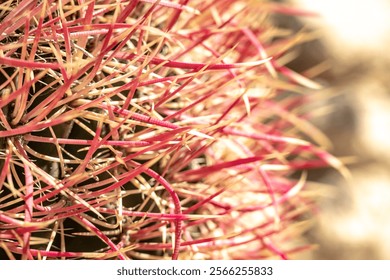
<box><xmin>284</xmin><ymin>0</ymin><xmax>390</xmax><ymax>259</ymax></box>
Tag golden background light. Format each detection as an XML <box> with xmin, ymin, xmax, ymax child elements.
<box><xmin>293</xmin><ymin>0</ymin><xmax>390</xmax><ymax>259</ymax></box>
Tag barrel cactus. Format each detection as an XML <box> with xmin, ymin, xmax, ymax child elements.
<box><xmin>0</xmin><ymin>0</ymin><xmax>345</xmax><ymax>260</ymax></box>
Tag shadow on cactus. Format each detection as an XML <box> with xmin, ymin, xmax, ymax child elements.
<box><xmin>0</xmin><ymin>0</ymin><xmax>347</xmax><ymax>260</ymax></box>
